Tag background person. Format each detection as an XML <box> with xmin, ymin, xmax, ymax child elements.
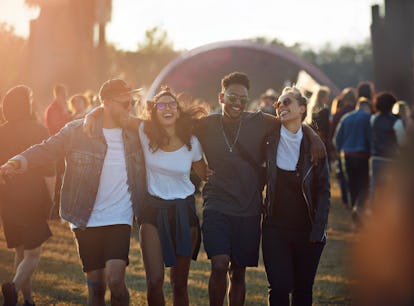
<box><xmin>0</xmin><ymin>85</ymin><xmax>54</xmax><ymax>306</ymax></box>
<box><xmin>305</xmin><ymin>85</ymin><xmax>331</xmax><ymax>161</ymax></box>
<box><xmin>334</xmin><ymin>98</ymin><xmax>372</xmax><ymax>228</ymax></box>
<box><xmin>67</xmin><ymin>94</ymin><xmax>90</xmax><ymax>119</ymax></box>
<box><xmin>258</xmin><ymin>88</ymin><xmax>278</xmax><ymax>115</ymax></box>
<box><xmin>329</xmin><ymin>89</ymin><xmax>357</xmax><ymax>209</ymax></box>
<box><xmin>43</xmin><ymin>83</ymin><xmax>72</xmax><ymax>219</ymax></box>
<box><xmin>370</xmin><ymin>92</ymin><xmax>400</xmax><ymax>202</ymax></box>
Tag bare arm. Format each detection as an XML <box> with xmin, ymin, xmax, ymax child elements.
<box><xmin>126</xmin><ymin>116</ymin><xmax>141</xmax><ymax>131</ymax></box>
<box><xmin>302</xmin><ymin>124</ymin><xmax>326</xmax><ymax>163</ymax></box>
<box><xmin>0</xmin><ymin>160</ymin><xmax>21</xmax><ymax>184</ymax></box>
<box><xmin>192</xmin><ymin>159</ymin><xmax>214</xmax><ymax>181</ymax></box>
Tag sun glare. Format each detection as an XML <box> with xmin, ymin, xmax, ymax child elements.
<box><xmin>0</xmin><ymin>0</ymin><xmax>40</xmax><ymax>37</ymax></box>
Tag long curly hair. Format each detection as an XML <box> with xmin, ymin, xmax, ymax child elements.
<box><xmin>143</xmin><ymin>86</ymin><xmax>209</xmax><ymax>152</ymax></box>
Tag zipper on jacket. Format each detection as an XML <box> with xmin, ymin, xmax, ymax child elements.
<box><xmin>301</xmin><ymin>165</ymin><xmax>314</xmax><ymax>225</ymax></box>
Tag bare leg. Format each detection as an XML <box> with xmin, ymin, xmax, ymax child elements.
<box><xmin>13</xmin><ymin>246</ymin><xmax>41</xmax><ymax>304</ymax></box>
<box><xmin>86</xmin><ymin>269</ymin><xmax>106</xmax><ymax>306</ymax></box>
<box><xmin>105</xmin><ymin>259</ymin><xmax>129</xmax><ymax>306</ymax></box>
<box><xmin>228</xmin><ymin>262</ymin><xmax>246</xmax><ymax>306</ymax></box>
<box><xmin>140</xmin><ymin>223</ymin><xmax>165</xmax><ymax>306</ymax></box>
<box><xmin>169</xmin><ymin>227</ymin><xmax>198</xmax><ymax>306</ymax></box>
<box><xmin>170</xmin><ymin>256</ymin><xmax>191</xmax><ymax>306</ymax></box>
<box><xmin>209</xmin><ymin>255</ymin><xmax>230</xmax><ymax>306</ymax></box>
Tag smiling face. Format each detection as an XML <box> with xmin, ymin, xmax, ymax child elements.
<box><xmin>219</xmin><ymin>83</ymin><xmax>249</xmax><ymax>121</ymax></box>
<box><xmin>105</xmin><ymin>93</ymin><xmax>134</xmax><ymax>128</ymax></box>
<box><xmin>275</xmin><ymin>93</ymin><xmax>306</xmax><ymax>124</ymax></box>
<box><xmin>154</xmin><ymin>95</ymin><xmax>180</xmax><ymax>128</ymax></box>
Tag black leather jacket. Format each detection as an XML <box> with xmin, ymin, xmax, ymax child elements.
<box><xmin>263</xmin><ymin>124</ymin><xmax>330</xmax><ymax>242</ymax></box>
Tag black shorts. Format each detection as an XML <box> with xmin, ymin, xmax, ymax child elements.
<box><xmin>3</xmin><ymin>219</ymin><xmax>52</xmax><ymax>250</ymax></box>
<box><xmin>73</xmin><ymin>224</ymin><xmax>131</xmax><ymax>272</ymax></box>
<box><xmin>202</xmin><ymin>209</ymin><xmax>261</xmax><ymax>267</ymax></box>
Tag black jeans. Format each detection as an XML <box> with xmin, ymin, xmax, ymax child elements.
<box><xmin>262</xmin><ymin>226</ymin><xmax>325</xmax><ymax>306</ymax></box>
<box><xmin>344</xmin><ymin>155</ymin><xmax>369</xmax><ymax>209</ymax></box>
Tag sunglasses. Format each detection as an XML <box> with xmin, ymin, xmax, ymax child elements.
<box><xmin>225</xmin><ymin>93</ymin><xmax>249</xmax><ymax>104</ymax></box>
<box><xmin>275</xmin><ymin>98</ymin><xmax>293</xmax><ymax>108</ymax></box>
<box><xmin>154</xmin><ymin>101</ymin><xmax>178</xmax><ymax>111</ymax></box>
<box><xmin>111</xmin><ymin>98</ymin><xmax>137</xmax><ymax>109</ymax></box>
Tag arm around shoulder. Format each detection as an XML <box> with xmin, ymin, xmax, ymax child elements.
<box><xmin>303</xmin><ymin>124</ymin><xmax>326</xmax><ymax>162</ymax></box>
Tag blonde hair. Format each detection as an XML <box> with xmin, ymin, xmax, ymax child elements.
<box><xmin>280</xmin><ymin>86</ymin><xmax>308</xmax><ymax>121</ymax></box>
<box><xmin>305</xmin><ymin>85</ymin><xmax>331</xmax><ymax>124</ymax></box>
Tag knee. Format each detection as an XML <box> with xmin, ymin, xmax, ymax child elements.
<box><xmin>293</xmin><ymin>281</ymin><xmax>314</xmax><ymax>294</ymax></box>
<box><xmin>211</xmin><ymin>260</ymin><xmax>229</xmax><ymax>277</ymax></box>
<box><xmin>107</xmin><ymin>276</ymin><xmax>126</xmax><ymax>293</ymax></box>
<box><xmin>88</xmin><ymin>280</ymin><xmax>106</xmax><ymax>299</ymax></box>
<box><xmin>25</xmin><ymin>247</ymin><xmax>42</xmax><ymax>261</ymax></box>
<box><xmin>146</xmin><ymin>275</ymin><xmax>164</xmax><ymax>292</ymax></box>
<box><xmin>229</xmin><ymin>265</ymin><xmax>245</xmax><ymax>284</ymax></box>
<box><xmin>171</xmin><ymin>278</ymin><xmax>187</xmax><ymax>295</ymax></box>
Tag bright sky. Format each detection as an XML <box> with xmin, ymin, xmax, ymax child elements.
<box><xmin>0</xmin><ymin>0</ymin><xmax>383</xmax><ymax>51</ymax></box>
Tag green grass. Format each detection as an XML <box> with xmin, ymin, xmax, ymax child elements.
<box><xmin>0</xmin><ymin>182</ymin><xmax>354</xmax><ymax>305</ymax></box>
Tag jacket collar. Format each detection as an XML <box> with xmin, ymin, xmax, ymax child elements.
<box><xmin>91</xmin><ymin>114</ymin><xmax>105</xmax><ymax>139</ymax></box>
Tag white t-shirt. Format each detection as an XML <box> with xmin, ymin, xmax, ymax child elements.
<box><xmin>139</xmin><ymin>122</ymin><xmax>203</xmax><ymax>200</ymax></box>
<box><xmin>73</xmin><ymin>128</ymin><xmax>133</xmax><ymax>228</ymax></box>
<box><xmin>276</xmin><ymin>125</ymin><xmax>303</xmax><ymax>171</ymax></box>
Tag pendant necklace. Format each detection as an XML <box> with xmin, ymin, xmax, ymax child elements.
<box><xmin>220</xmin><ymin>117</ymin><xmax>242</xmax><ymax>153</ymax></box>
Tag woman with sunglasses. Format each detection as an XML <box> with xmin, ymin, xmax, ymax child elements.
<box><xmin>136</xmin><ymin>86</ymin><xmax>211</xmax><ymax>305</ymax></box>
<box><xmin>262</xmin><ymin>86</ymin><xmax>330</xmax><ymax>306</ymax></box>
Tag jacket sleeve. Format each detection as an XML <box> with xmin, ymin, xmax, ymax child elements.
<box><xmin>310</xmin><ymin>156</ymin><xmax>331</xmax><ymax>242</ymax></box>
<box><xmin>34</xmin><ymin>126</ymin><xmax>56</xmax><ymax>177</ymax></box>
<box><xmin>11</xmin><ymin>122</ymin><xmax>73</xmax><ymax>172</ymax></box>
<box><xmin>333</xmin><ymin>118</ymin><xmax>345</xmax><ymax>152</ymax></box>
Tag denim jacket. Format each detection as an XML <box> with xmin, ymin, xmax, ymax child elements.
<box><xmin>13</xmin><ymin>116</ymin><xmax>147</xmax><ymax>227</ymax></box>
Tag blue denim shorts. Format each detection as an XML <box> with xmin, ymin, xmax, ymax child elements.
<box><xmin>201</xmin><ymin>209</ymin><xmax>261</xmax><ymax>267</ymax></box>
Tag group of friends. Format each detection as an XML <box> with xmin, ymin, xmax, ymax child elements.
<box><xmin>0</xmin><ymin>71</ymin><xmax>329</xmax><ymax>306</ymax></box>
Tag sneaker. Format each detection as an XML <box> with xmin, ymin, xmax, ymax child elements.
<box><xmin>1</xmin><ymin>282</ymin><xmax>17</xmax><ymax>306</ymax></box>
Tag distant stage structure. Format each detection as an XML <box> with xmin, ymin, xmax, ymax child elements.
<box><xmin>146</xmin><ymin>40</ymin><xmax>339</xmax><ymax>105</ymax></box>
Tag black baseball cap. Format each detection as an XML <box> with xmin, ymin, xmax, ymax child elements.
<box><xmin>99</xmin><ymin>79</ymin><xmax>141</xmax><ymax>101</ymax></box>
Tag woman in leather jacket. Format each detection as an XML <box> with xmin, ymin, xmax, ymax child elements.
<box><xmin>261</xmin><ymin>86</ymin><xmax>330</xmax><ymax>306</ymax></box>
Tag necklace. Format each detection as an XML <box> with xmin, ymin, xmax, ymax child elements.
<box><xmin>220</xmin><ymin>117</ymin><xmax>242</xmax><ymax>153</ymax></box>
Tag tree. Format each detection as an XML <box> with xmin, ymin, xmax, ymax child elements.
<box><xmin>0</xmin><ymin>23</ymin><xmax>26</xmax><ymax>97</ymax></box>
<box><xmin>137</xmin><ymin>26</ymin><xmax>174</xmax><ymax>55</ymax></box>
<box><xmin>251</xmin><ymin>36</ymin><xmax>374</xmax><ymax>90</ymax></box>
<box><xmin>300</xmin><ymin>41</ymin><xmax>374</xmax><ymax>90</ymax></box>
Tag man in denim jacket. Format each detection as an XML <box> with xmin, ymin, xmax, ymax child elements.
<box><xmin>0</xmin><ymin>79</ymin><xmax>146</xmax><ymax>306</ymax></box>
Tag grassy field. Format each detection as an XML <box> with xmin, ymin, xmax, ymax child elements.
<box><xmin>0</xmin><ymin>183</ymin><xmax>355</xmax><ymax>305</ymax></box>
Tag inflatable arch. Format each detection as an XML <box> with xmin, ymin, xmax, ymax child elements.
<box><xmin>146</xmin><ymin>40</ymin><xmax>339</xmax><ymax>105</ymax></box>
